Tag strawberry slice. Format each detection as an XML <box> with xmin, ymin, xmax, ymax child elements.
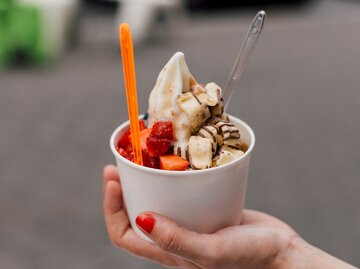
<box><xmin>117</xmin><ymin>147</ymin><xmax>126</xmax><ymax>157</ymax></box>
<box><xmin>150</xmin><ymin>121</ymin><xmax>174</xmax><ymax>141</ymax></box>
<box><xmin>117</xmin><ymin>144</ymin><xmax>134</xmax><ymax>161</ymax></box>
<box><xmin>140</xmin><ymin>128</ymin><xmax>152</xmax><ymax>150</ymax></box>
<box><xmin>117</xmin><ymin>120</ymin><xmax>147</xmax><ymax>148</ymax></box>
<box><xmin>146</xmin><ymin>136</ymin><xmax>171</xmax><ymax>157</ymax></box>
<box><xmin>142</xmin><ymin>149</ymin><xmax>160</xmax><ymax>169</ymax></box>
<box><xmin>130</xmin><ymin>128</ymin><xmax>152</xmax><ymax>150</ymax></box>
<box><xmin>118</xmin><ymin>129</ymin><xmax>131</xmax><ymax>148</ymax></box>
<box><xmin>159</xmin><ymin>155</ymin><xmax>189</xmax><ymax>171</ymax></box>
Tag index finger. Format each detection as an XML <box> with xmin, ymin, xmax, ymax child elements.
<box><xmin>103</xmin><ymin>165</ymin><xmax>119</xmax><ymax>194</ymax></box>
<box><xmin>103</xmin><ymin>173</ymin><xmax>178</xmax><ymax>267</ymax></box>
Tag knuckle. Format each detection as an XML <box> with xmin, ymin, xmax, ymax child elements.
<box><xmin>157</xmin><ymin>227</ymin><xmax>183</xmax><ymax>254</ymax></box>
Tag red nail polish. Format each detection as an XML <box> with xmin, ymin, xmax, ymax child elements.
<box><xmin>136</xmin><ymin>213</ymin><xmax>155</xmax><ymax>233</ymax></box>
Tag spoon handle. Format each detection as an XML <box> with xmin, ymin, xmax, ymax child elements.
<box><xmin>223</xmin><ymin>11</ymin><xmax>266</xmax><ymax>112</ymax></box>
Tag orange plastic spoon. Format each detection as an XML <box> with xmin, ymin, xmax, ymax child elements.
<box><xmin>119</xmin><ymin>23</ymin><xmax>143</xmax><ymax>165</ymax></box>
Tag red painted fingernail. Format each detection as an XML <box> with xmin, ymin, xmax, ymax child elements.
<box><xmin>136</xmin><ymin>213</ymin><xmax>155</xmax><ymax>233</ymax></box>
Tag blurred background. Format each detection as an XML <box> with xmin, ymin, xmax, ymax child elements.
<box><xmin>1</xmin><ymin>0</ymin><xmax>360</xmax><ymax>268</ymax></box>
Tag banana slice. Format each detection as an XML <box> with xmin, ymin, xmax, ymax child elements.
<box><xmin>221</xmin><ymin>123</ymin><xmax>241</xmax><ymax>148</ymax></box>
<box><xmin>222</xmin><ymin>125</ymin><xmax>240</xmax><ymax>140</ymax></box>
<box><xmin>206</xmin><ymin>117</ymin><xmax>223</xmax><ymax>146</ymax></box>
<box><xmin>190</xmin><ymin>83</ymin><xmax>219</xmax><ymax>107</ymax></box>
<box><xmin>215</xmin><ymin>120</ymin><xmax>239</xmax><ymax>137</ymax></box>
<box><xmin>205</xmin><ymin>83</ymin><xmax>221</xmax><ymax>101</ymax></box>
<box><xmin>176</xmin><ymin>92</ymin><xmax>210</xmax><ymax>133</ymax></box>
<box><xmin>205</xmin><ymin>83</ymin><xmax>223</xmax><ymax>117</ymax></box>
<box><xmin>217</xmin><ymin>134</ymin><xmax>224</xmax><ymax>147</ymax></box>
<box><xmin>188</xmin><ymin>136</ymin><xmax>213</xmax><ymax>169</ymax></box>
<box><xmin>207</xmin><ymin>117</ymin><xmax>241</xmax><ymax>147</ymax></box>
<box><xmin>196</xmin><ymin>93</ymin><xmax>218</xmax><ymax>106</ymax></box>
<box><xmin>213</xmin><ymin>145</ymin><xmax>244</xmax><ymax>166</ymax></box>
<box><xmin>224</xmin><ymin>139</ymin><xmax>242</xmax><ymax>149</ymax></box>
<box><xmin>197</xmin><ymin>125</ymin><xmax>218</xmax><ymax>154</ymax></box>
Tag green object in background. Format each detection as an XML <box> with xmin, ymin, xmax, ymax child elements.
<box><xmin>0</xmin><ymin>0</ymin><xmax>11</xmax><ymax>64</ymax></box>
<box><xmin>0</xmin><ymin>0</ymin><xmax>46</xmax><ymax>67</ymax></box>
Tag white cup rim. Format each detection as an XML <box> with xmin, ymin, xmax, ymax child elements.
<box><xmin>110</xmin><ymin>115</ymin><xmax>255</xmax><ymax>176</ymax></box>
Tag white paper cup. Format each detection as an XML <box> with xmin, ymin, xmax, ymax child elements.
<box><xmin>110</xmin><ymin>115</ymin><xmax>255</xmax><ymax>241</ymax></box>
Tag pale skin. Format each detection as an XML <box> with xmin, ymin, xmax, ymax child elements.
<box><xmin>103</xmin><ymin>165</ymin><xmax>358</xmax><ymax>269</ymax></box>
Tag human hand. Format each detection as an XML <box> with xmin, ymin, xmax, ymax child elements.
<box><xmin>103</xmin><ymin>165</ymin><xmax>357</xmax><ymax>269</ymax></box>
<box><xmin>102</xmin><ymin>164</ymin><xmax>297</xmax><ymax>268</ymax></box>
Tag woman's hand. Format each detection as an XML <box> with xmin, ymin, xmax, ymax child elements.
<box><xmin>103</xmin><ymin>165</ymin><xmax>357</xmax><ymax>269</ymax></box>
<box><xmin>102</xmin><ymin>164</ymin><xmax>296</xmax><ymax>269</ymax></box>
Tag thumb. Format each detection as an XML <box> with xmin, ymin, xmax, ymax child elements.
<box><xmin>136</xmin><ymin>212</ymin><xmax>218</xmax><ymax>265</ymax></box>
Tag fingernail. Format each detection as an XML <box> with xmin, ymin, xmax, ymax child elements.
<box><xmin>136</xmin><ymin>213</ymin><xmax>155</xmax><ymax>233</ymax></box>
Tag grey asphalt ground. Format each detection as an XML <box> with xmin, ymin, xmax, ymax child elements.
<box><xmin>1</xmin><ymin>0</ymin><xmax>360</xmax><ymax>268</ymax></box>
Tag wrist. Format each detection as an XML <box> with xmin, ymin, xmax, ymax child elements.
<box><xmin>278</xmin><ymin>235</ymin><xmax>313</xmax><ymax>269</ymax></box>
<box><xmin>273</xmin><ymin>234</ymin><xmax>357</xmax><ymax>269</ymax></box>
<box><xmin>264</xmin><ymin>233</ymin><xmax>310</xmax><ymax>269</ymax></box>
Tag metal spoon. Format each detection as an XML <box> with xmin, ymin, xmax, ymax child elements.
<box><xmin>223</xmin><ymin>11</ymin><xmax>266</xmax><ymax>112</ymax></box>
